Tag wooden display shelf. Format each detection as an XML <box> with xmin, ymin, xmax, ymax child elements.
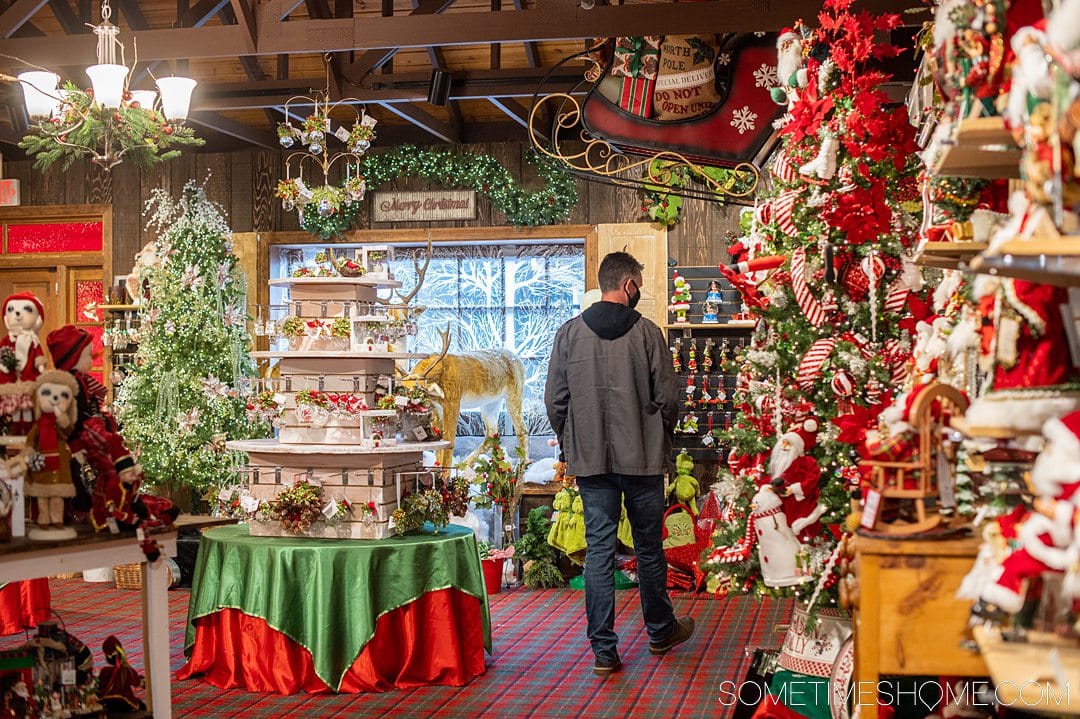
<box><xmin>98</xmin><ymin>303</ymin><xmax>140</xmax><ymax>312</ymax></box>
<box><xmin>972</xmin><ymin>625</ymin><xmax>1080</xmax><ymax>715</ymax></box>
<box><xmin>968</xmin><ymin>238</ymin><xmax>1080</xmax><ymax>287</ymax></box>
<box><xmin>916</xmin><ymin>241</ymin><xmax>988</xmax><ymax>271</ymax></box>
<box><xmin>932</xmin><ymin>117</ymin><xmax>1021</xmax><ymax>179</ymax></box>
<box><xmin>665</xmin><ymin>321</ymin><xmax>756</xmax><ymax>330</ymax></box>
<box><xmin>950</xmin><ymin>416</ymin><xmax>1034</xmax><ymax>440</ymax></box>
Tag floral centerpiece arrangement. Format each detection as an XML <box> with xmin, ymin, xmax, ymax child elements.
<box><xmin>392</xmin><ymin>474</ymin><xmax>470</xmax><ymax>534</ymax></box>
<box><xmin>245</xmin><ymin>390</ymin><xmax>286</xmax><ymax>425</ymax></box>
<box><xmin>294</xmin><ymin>389</ymin><xmax>333</xmax><ymax>424</ymax></box>
<box><xmin>263</xmin><ymin>480</ymin><xmax>352</xmax><ymax>533</ymax></box>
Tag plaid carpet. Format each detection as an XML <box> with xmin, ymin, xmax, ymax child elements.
<box><xmin>4</xmin><ymin>579</ymin><xmax>791</xmax><ymax>719</ymax></box>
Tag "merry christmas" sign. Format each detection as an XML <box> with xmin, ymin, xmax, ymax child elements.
<box><xmin>373</xmin><ymin>190</ymin><xmax>476</xmax><ymax>223</ymax></box>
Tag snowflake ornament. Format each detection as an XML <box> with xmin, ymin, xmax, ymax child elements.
<box><xmin>730</xmin><ymin>106</ymin><xmax>758</xmax><ymax>135</ymax></box>
<box><xmin>753</xmin><ymin>64</ymin><xmax>779</xmax><ymax>89</ymax></box>
<box><xmin>180</xmin><ymin>264</ymin><xmax>203</xmax><ymax>289</ymax></box>
<box><xmin>717</xmin><ymin>52</ymin><xmax>732</xmax><ymax>66</ymax></box>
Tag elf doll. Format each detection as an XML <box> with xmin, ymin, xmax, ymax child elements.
<box><xmin>7</xmin><ymin>370</ymin><xmax>79</xmax><ymax>541</ymax></box>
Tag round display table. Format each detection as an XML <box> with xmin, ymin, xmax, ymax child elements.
<box><xmin>0</xmin><ymin>579</ymin><xmax>50</xmax><ymax>635</ymax></box>
<box><xmin>177</xmin><ymin>523</ymin><xmax>491</xmax><ymax>694</ymax></box>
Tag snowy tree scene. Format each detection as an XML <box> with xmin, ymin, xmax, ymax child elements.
<box><xmin>272</xmin><ymin>243</ymin><xmax>584</xmax><ymax>456</ymax></box>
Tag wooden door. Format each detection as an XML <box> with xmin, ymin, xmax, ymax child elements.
<box><xmin>0</xmin><ymin>268</ymin><xmax>60</xmax><ymax>364</ymax></box>
<box><xmin>594</xmin><ymin>223</ymin><xmax>669</xmax><ymax>331</ymax></box>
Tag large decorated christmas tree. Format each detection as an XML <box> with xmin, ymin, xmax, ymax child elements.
<box><xmin>703</xmin><ymin>0</ymin><xmax>925</xmax><ymax>611</ymax></box>
<box><xmin>116</xmin><ymin>183</ymin><xmax>266</xmax><ymax>508</ymax></box>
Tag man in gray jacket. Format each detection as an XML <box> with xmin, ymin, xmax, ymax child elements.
<box><xmin>545</xmin><ymin>251</ymin><xmax>694</xmax><ymax>677</ymax></box>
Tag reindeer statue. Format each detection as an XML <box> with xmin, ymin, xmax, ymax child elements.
<box><xmin>403</xmin><ymin>327</ymin><xmax>529</xmax><ymax>469</ymax></box>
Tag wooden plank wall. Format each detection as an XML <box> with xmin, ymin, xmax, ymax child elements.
<box><xmin>1</xmin><ymin>143</ymin><xmax>742</xmax><ymax>274</ymax></box>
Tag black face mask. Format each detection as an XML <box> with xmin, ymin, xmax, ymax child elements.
<box><xmin>627</xmin><ymin>283</ymin><xmax>641</xmax><ymax>309</ymax></box>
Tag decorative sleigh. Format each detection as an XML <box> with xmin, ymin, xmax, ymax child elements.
<box><xmin>529</xmin><ymin>32</ymin><xmax>786</xmax><ymax>202</ymax></box>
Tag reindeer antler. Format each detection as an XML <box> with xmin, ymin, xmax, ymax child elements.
<box><xmin>422</xmin><ymin>324</ymin><xmax>453</xmax><ymax>379</ymax></box>
<box><xmin>393</xmin><ymin>232</ymin><xmax>433</xmax><ymax>306</ymax></box>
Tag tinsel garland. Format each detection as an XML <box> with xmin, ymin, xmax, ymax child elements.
<box><xmin>358</xmin><ymin>145</ymin><xmax>578</xmax><ymax>227</ymax></box>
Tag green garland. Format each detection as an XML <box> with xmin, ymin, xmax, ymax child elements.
<box><xmin>358</xmin><ymin>145</ymin><xmax>577</xmax><ymax>226</ymax></box>
<box><xmin>19</xmin><ymin>82</ymin><xmax>204</xmax><ymax>172</ymax></box>
<box><xmin>286</xmin><ymin>145</ymin><xmax>578</xmax><ymax>241</ymax></box>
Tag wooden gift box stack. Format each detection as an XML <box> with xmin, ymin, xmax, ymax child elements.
<box><xmin>228</xmin><ymin>260</ymin><xmax>448</xmax><ymax>540</ymax></box>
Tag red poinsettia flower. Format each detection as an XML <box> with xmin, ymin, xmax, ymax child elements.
<box><xmin>823</xmin><ymin>181</ymin><xmax>891</xmax><ymax>245</ymax></box>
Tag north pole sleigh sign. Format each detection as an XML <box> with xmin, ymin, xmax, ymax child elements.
<box><xmin>530</xmin><ymin>32</ymin><xmax>785</xmax><ymax>186</ymax></box>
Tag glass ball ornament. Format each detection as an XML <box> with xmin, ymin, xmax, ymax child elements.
<box><xmin>309</xmin><ymin>142</ymin><xmax>323</xmax><ymax>156</ymax></box>
<box><xmin>282</xmin><ymin>198</ymin><xmax>295</xmax><ymax>212</ymax></box>
<box><xmin>308</xmin><ymin>129</ymin><xmax>324</xmax><ymax>144</ymax></box>
<box><xmin>279</xmin><ymin>133</ymin><xmax>295</xmax><ymax>149</ymax></box>
<box><xmin>351</xmin><ymin>140</ymin><xmax>370</xmax><ymax>154</ymax></box>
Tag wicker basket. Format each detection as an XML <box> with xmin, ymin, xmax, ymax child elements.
<box><xmin>113</xmin><ymin>564</ymin><xmax>142</xmax><ymax>590</ymax></box>
<box><xmin>113</xmin><ymin>559</ymin><xmax>179</xmax><ymax>590</ymax></box>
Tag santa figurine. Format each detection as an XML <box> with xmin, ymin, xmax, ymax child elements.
<box><xmin>771</xmin><ymin>27</ymin><xmax>808</xmax><ymax>108</ymax></box>
<box><xmin>0</xmin><ymin>293</ymin><xmax>46</xmax><ymax>385</ymax></box>
<box><xmin>765</xmin><ymin>419</ymin><xmax>827</xmax><ymax>542</ymax></box>
<box><xmin>7</xmin><ymin>370</ymin><xmax>80</xmax><ymax>541</ymax></box>
<box><xmin>965</xmin><ymin>277</ymin><xmax>1080</xmax><ymax>433</ymax></box>
<box><xmin>977</xmin><ymin>411</ymin><xmax>1080</xmax><ymax>616</ymax></box>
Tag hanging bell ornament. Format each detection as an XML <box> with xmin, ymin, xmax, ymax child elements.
<box><xmin>318</xmin><ymin>198</ymin><xmax>335</xmax><ymax>217</ymax></box>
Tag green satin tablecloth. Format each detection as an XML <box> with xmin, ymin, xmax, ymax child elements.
<box><xmin>184</xmin><ymin>523</ymin><xmax>492</xmax><ymax>689</ymax></box>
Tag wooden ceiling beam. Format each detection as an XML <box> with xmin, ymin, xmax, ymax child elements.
<box><xmin>187</xmin><ymin>110</ymin><xmax>277</xmax><ymax>148</ymax></box>
<box><xmin>230</xmin><ymin>0</ymin><xmax>256</xmax><ymax>51</ymax></box>
<box><xmin>47</xmin><ymin>0</ymin><xmax>80</xmax><ymax>34</ymax></box>
<box><xmin>487</xmin><ymin>97</ymin><xmax>529</xmax><ymax>128</ymax></box>
<box><xmin>271</xmin><ymin>0</ymin><xmax>305</xmax><ymax>21</ymax></box>
<box><xmin>182</xmin><ymin>0</ymin><xmax>228</xmax><ymax>27</ymax></box>
<box><xmin>0</xmin><ymin>0</ymin><xmax>927</xmax><ymax>65</ymax></box>
<box><xmin>509</xmin><ymin>0</ymin><xmax>539</xmax><ymax>68</ymax></box>
<box><xmin>0</xmin><ymin>0</ymin><xmax>47</xmax><ymax>39</ymax></box>
<box><xmin>341</xmin><ymin>0</ymin><xmax>456</xmax><ymax>85</ymax></box>
<box><xmin>378</xmin><ymin>101</ymin><xmax>458</xmax><ymax>144</ymax></box>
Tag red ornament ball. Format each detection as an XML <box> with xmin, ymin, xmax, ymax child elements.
<box><xmin>830</xmin><ymin>370</ymin><xmax>855</xmax><ymax>398</ymax></box>
<box><xmin>163</xmin><ymin>126</ymin><xmax>174</xmax><ymax>135</ymax></box>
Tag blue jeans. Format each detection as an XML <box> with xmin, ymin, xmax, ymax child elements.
<box><xmin>577</xmin><ymin>473</ymin><xmax>676</xmax><ymax>661</ymax></box>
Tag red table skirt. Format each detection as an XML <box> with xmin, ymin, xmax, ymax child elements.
<box><xmin>177</xmin><ymin>587</ymin><xmax>486</xmax><ymax>694</ymax></box>
<box><xmin>0</xmin><ymin>579</ymin><xmax>50</xmax><ymax>635</ymax></box>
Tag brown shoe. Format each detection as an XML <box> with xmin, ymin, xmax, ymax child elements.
<box><xmin>593</xmin><ymin>653</ymin><xmax>622</xmax><ymax>677</ymax></box>
<box><xmin>649</xmin><ymin>616</ymin><xmax>695</xmax><ymax>655</ymax></box>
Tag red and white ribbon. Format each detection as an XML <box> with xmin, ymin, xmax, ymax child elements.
<box><xmin>797</xmin><ymin>338</ymin><xmax>837</xmax><ymax>392</ymax></box>
<box><xmin>884</xmin><ymin>338</ymin><xmax>909</xmax><ymax>385</ymax></box>
<box><xmin>772</xmin><ymin>149</ymin><xmax>800</xmax><ymax>184</ymax></box>
<box><xmin>883</xmin><ymin>281</ymin><xmax>909</xmax><ymax>315</ymax></box>
<box><xmin>754</xmin><ymin>200</ymin><xmax>773</xmax><ymax>228</ymax></box>
<box><xmin>791</xmin><ymin>247</ymin><xmax>826</xmax><ymax>326</ymax></box>
<box><xmin>774</xmin><ymin>190</ymin><xmax>800</xmax><ymax>236</ymax></box>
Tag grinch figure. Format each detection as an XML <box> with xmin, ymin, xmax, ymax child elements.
<box><xmin>668</xmin><ymin>451</ymin><xmax>700</xmax><ymax>514</ymax></box>
<box><xmin>668</xmin><ymin>271</ymin><xmax>692</xmax><ymax>324</ymax></box>
<box><xmin>8</xmin><ymin>371</ymin><xmax>80</xmax><ymax>541</ymax></box>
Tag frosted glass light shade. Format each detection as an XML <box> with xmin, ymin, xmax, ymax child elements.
<box><xmin>86</xmin><ymin>63</ymin><xmax>128</xmax><ymax>108</ymax></box>
<box><xmin>129</xmin><ymin>90</ymin><xmax>157</xmax><ymax>110</ymax></box>
<box><xmin>156</xmin><ymin>76</ymin><xmax>197</xmax><ymax>122</ymax></box>
<box><xmin>18</xmin><ymin>71</ymin><xmax>60</xmax><ymax>119</ymax></box>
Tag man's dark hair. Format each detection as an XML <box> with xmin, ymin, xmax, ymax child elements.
<box><xmin>597</xmin><ymin>251</ymin><xmax>644</xmax><ymax>292</ymax></box>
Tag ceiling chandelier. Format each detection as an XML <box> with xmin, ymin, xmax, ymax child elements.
<box><xmin>3</xmin><ymin>0</ymin><xmax>203</xmax><ymax>171</ymax></box>
<box><xmin>275</xmin><ymin>56</ymin><xmax>378</xmax><ymax>240</ymax></box>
